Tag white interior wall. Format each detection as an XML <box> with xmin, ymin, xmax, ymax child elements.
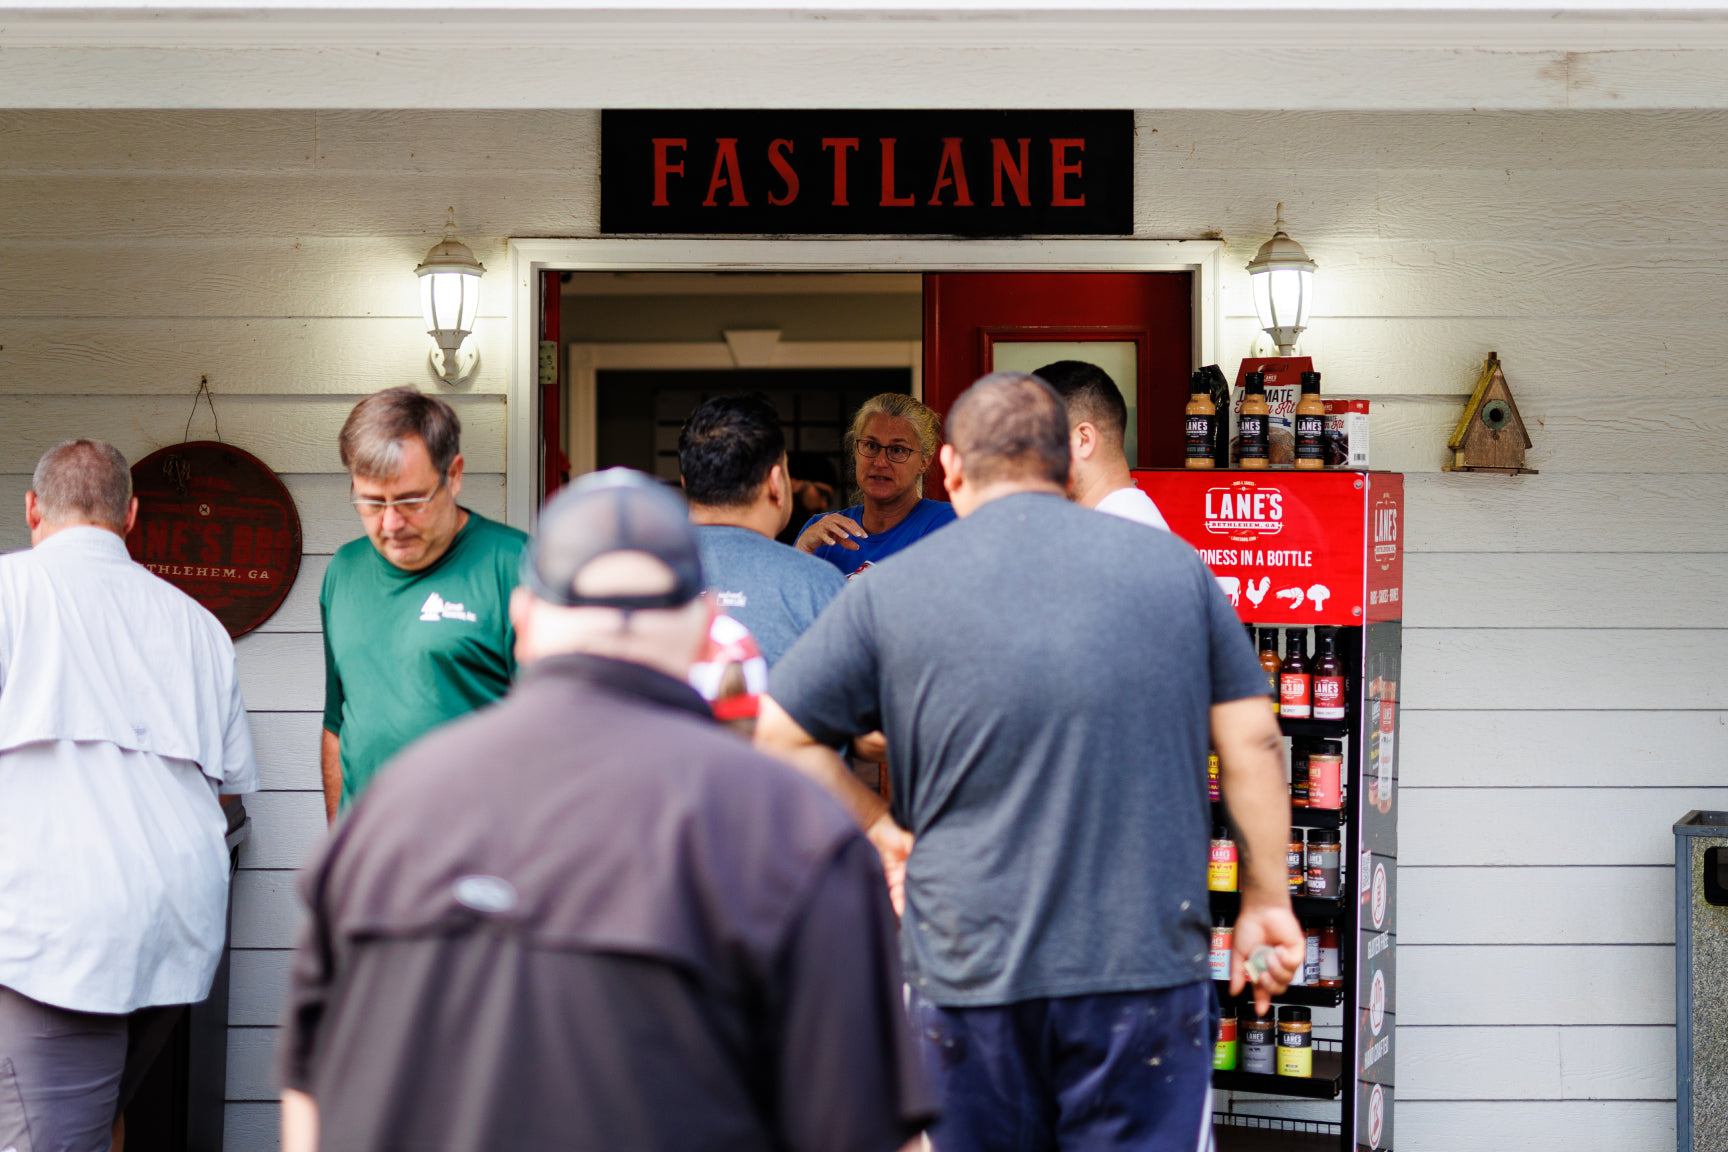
<box><xmin>2</xmin><ymin>108</ymin><xmax>1723</xmax><ymax>1151</ymax></box>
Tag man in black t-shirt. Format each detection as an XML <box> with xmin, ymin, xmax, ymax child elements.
<box><xmin>758</xmin><ymin>374</ymin><xmax>1302</xmax><ymax>1152</ymax></box>
<box><xmin>279</xmin><ymin>471</ymin><xmax>933</xmax><ymax>1152</ymax></box>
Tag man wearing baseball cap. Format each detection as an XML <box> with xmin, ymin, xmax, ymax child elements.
<box><xmin>277</xmin><ymin>469</ymin><xmax>933</xmax><ymax>1152</ymax></box>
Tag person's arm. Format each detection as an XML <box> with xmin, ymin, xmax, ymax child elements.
<box><xmin>795</xmin><ymin>512</ymin><xmax>865</xmax><ymax>554</ymax></box>
<box><xmin>220</xmin><ymin>649</ymin><xmax>260</xmax><ymax>795</ymax></box>
<box><xmin>1212</xmin><ymin>695</ymin><xmax>1305</xmax><ymax>1013</ymax></box>
<box><xmin>320</xmin><ymin>729</ymin><xmax>341</xmax><ymax>824</ymax></box>
<box><xmin>280</xmin><ymin>1089</ymin><xmax>318</xmax><ymax>1152</ymax></box>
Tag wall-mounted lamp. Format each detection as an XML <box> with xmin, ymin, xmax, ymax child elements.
<box><xmin>1246</xmin><ymin>204</ymin><xmax>1317</xmax><ymax>356</ymax></box>
<box><xmin>417</xmin><ymin>209</ymin><xmax>485</xmax><ymax>383</ymax></box>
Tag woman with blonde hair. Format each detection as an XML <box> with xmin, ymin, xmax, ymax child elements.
<box><xmin>795</xmin><ymin>392</ymin><xmax>956</xmax><ymax>578</ymax></box>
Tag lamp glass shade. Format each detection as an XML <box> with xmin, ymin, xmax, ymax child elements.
<box><xmin>419</xmin><ymin>266</ymin><xmax>482</xmax><ymax>348</ymax></box>
<box><xmin>1250</xmin><ymin>266</ymin><xmax>1313</xmax><ymax>348</ymax></box>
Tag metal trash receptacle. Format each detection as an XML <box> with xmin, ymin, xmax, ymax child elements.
<box><xmin>1676</xmin><ymin>810</ymin><xmax>1728</xmax><ymax>1152</ymax></box>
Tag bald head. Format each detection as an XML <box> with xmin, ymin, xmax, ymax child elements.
<box><xmin>946</xmin><ymin>372</ymin><xmax>1071</xmax><ymax>490</ymax></box>
<box><xmin>30</xmin><ymin>439</ymin><xmax>133</xmax><ymax>534</ymax></box>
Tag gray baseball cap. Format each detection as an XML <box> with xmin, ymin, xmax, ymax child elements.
<box><xmin>519</xmin><ymin>469</ymin><xmax>704</xmax><ymax>612</ymax></box>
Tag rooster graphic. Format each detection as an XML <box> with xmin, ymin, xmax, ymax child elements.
<box><xmin>1243</xmin><ymin>576</ymin><xmax>1272</xmax><ymax>608</ymax></box>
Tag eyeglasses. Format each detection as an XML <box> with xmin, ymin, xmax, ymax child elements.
<box><xmin>351</xmin><ymin>477</ymin><xmax>446</xmax><ymax>515</ymax></box>
<box><xmin>856</xmin><ymin>439</ymin><xmax>918</xmax><ymax>464</ymax></box>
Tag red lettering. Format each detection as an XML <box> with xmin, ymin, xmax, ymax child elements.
<box><xmin>199</xmin><ymin>523</ymin><xmax>222</xmax><ymax>564</ymax></box>
<box><xmin>651</xmin><ymin>138</ymin><xmax>685</xmax><ymax>207</ymax></box>
<box><xmin>169</xmin><ymin>521</ymin><xmax>189</xmax><ymax>563</ymax></box>
<box><xmin>822</xmin><ymin>138</ymin><xmax>858</xmax><ymax>206</ymax></box>
<box><xmin>992</xmin><ymin>138</ymin><xmax>1031</xmax><ymax>207</ymax></box>
<box><xmin>927</xmin><ymin>137</ymin><xmax>973</xmax><ymax>207</ymax></box>
<box><xmin>1051</xmin><ymin>138</ymin><xmax>1085</xmax><ymax>207</ymax></box>
<box><xmin>276</xmin><ymin>529</ymin><xmax>294</xmax><ymax>570</ymax></box>
<box><xmin>232</xmin><ymin>524</ymin><xmax>252</xmax><ymax>566</ymax></box>
<box><xmin>879</xmin><ymin>138</ymin><xmax>915</xmax><ymax>207</ymax></box>
<box><xmin>767</xmin><ymin>138</ymin><xmax>799</xmax><ymax>206</ymax></box>
<box><xmin>702</xmin><ymin>139</ymin><xmax>749</xmax><ymax>207</ymax></box>
<box><xmin>145</xmin><ymin>520</ymin><xmax>169</xmax><ymax>561</ymax></box>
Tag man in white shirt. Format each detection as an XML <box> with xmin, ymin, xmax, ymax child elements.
<box><xmin>1035</xmin><ymin>359</ymin><xmax>1172</xmax><ymax>530</ymax></box>
<box><xmin>0</xmin><ymin>439</ymin><xmax>258</xmax><ymax>1152</ymax></box>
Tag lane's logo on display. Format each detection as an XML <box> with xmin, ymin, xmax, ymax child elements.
<box><xmin>1373</xmin><ymin>490</ymin><xmax>1400</xmax><ymax>570</ymax></box>
<box><xmin>1368</xmin><ymin>1085</ymin><xmax>1385</xmax><ymax>1148</ymax></box>
<box><xmin>1370</xmin><ymin>969</ymin><xmax>1387</xmax><ymax>1035</ymax></box>
<box><xmin>1372</xmin><ymin>862</ymin><xmax>1389</xmax><ymax>929</ymax></box>
<box><xmin>1203</xmin><ymin>480</ymin><xmax>1285</xmax><ymax>541</ymax></box>
<box><xmin>419</xmin><ymin>592</ymin><xmax>478</xmax><ymax>623</ymax></box>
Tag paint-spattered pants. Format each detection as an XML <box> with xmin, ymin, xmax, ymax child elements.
<box><xmin>0</xmin><ymin>986</ymin><xmax>183</xmax><ymax>1152</ymax></box>
<box><xmin>911</xmin><ymin>981</ymin><xmax>1215</xmax><ymax>1152</ymax></box>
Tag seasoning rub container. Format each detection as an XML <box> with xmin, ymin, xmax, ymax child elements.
<box><xmin>1308</xmin><ymin>740</ymin><xmax>1344</xmax><ymax>811</ymax></box>
<box><xmin>1210</xmin><ymin>913</ymin><xmax>1234</xmax><ymax>981</ymax></box>
<box><xmin>1277</xmin><ymin>1006</ymin><xmax>1313</xmax><ymax>1078</ymax></box>
<box><xmin>1214</xmin><ymin>1001</ymin><xmax>1239</xmax><ymax>1070</ymax></box>
<box><xmin>1287</xmin><ymin>830</ymin><xmax>1306</xmax><ymax>896</ymax></box>
<box><xmin>1242</xmin><ymin>1004</ymin><xmax>1277</xmax><ymax>1074</ymax></box>
<box><xmin>1306</xmin><ymin>829</ymin><xmax>1342</xmax><ymax>899</ymax></box>
<box><xmin>1209</xmin><ymin>824</ymin><xmax>1239</xmax><ymax>892</ymax></box>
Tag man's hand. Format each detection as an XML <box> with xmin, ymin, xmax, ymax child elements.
<box><xmin>756</xmin><ymin>696</ymin><xmax>889</xmax><ymax>831</ymax></box>
<box><xmin>795</xmin><ymin>513</ymin><xmax>865</xmax><ymax>554</ymax></box>
<box><xmin>281</xmin><ymin>1089</ymin><xmax>319</xmax><ymax>1152</ymax></box>
<box><xmin>852</xmin><ymin>730</ymin><xmax>889</xmax><ymax>763</ymax></box>
<box><xmin>865</xmin><ymin>812</ymin><xmax>913</xmax><ymax>917</ymax></box>
<box><xmin>1230</xmin><ymin>898</ymin><xmax>1305</xmax><ymax>1015</ymax></box>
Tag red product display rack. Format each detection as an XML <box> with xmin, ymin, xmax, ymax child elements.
<box><xmin>1132</xmin><ymin>469</ymin><xmax>1402</xmax><ymax>1152</ymax></box>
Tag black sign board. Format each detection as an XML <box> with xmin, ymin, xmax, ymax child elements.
<box><xmin>601</xmin><ymin>110</ymin><xmax>1133</xmax><ymax>236</ymax></box>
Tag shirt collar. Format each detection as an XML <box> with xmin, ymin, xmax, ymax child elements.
<box><xmin>35</xmin><ymin>525</ymin><xmax>131</xmax><ymax>557</ymax></box>
<box><xmin>519</xmin><ymin>652</ymin><xmax>714</xmax><ymax>723</ymax></box>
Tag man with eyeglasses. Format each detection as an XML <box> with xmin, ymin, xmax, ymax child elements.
<box><xmin>318</xmin><ymin>387</ymin><xmax>527</xmax><ymax>820</ymax></box>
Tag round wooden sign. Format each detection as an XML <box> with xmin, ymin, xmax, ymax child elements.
<box><xmin>125</xmin><ymin>441</ymin><xmax>303</xmax><ymax>638</ymax></box>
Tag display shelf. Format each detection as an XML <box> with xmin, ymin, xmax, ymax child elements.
<box><xmin>1209</xmin><ymin>890</ymin><xmax>1349</xmax><ymax>920</ymax></box>
<box><xmin>1212</xmin><ymin>802</ymin><xmax>1343</xmax><ymax>830</ymax></box>
<box><xmin>1214</xmin><ymin>1114</ymin><xmax>1341</xmax><ymax>1152</ymax></box>
<box><xmin>1213</xmin><ymin>1047</ymin><xmax>1345</xmax><ymax>1100</ymax></box>
<box><xmin>1279</xmin><ymin>717</ymin><xmax>1350</xmax><ymax>741</ymax></box>
<box><xmin>1214</xmin><ymin>980</ymin><xmax>1343</xmax><ymax>1009</ymax></box>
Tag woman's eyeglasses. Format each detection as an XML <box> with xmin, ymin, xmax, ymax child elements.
<box><xmin>855</xmin><ymin>439</ymin><xmax>917</xmax><ymax>464</ymax></box>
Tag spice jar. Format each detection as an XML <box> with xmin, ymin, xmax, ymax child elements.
<box><xmin>1303</xmin><ymin>925</ymin><xmax>1323</xmax><ymax>985</ymax></box>
<box><xmin>1214</xmin><ymin>1000</ymin><xmax>1239</xmax><ymax>1070</ymax></box>
<box><xmin>1309</xmin><ymin>740</ymin><xmax>1343</xmax><ymax>811</ymax></box>
<box><xmin>1306</xmin><ymin>829</ymin><xmax>1342</xmax><ymax>899</ymax></box>
<box><xmin>1319</xmin><ymin>922</ymin><xmax>1342</xmax><ymax>987</ymax></box>
<box><xmin>1210</xmin><ymin>913</ymin><xmax>1234</xmax><ymax>981</ymax></box>
<box><xmin>1287</xmin><ymin>830</ymin><xmax>1306</xmax><ymax>896</ymax></box>
<box><xmin>1208</xmin><ymin>823</ymin><xmax>1239</xmax><ymax>892</ymax></box>
<box><xmin>1277</xmin><ymin>1006</ymin><xmax>1313</xmax><ymax>1078</ymax></box>
<box><xmin>1242</xmin><ymin>1004</ymin><xmax>1277</xmax><ymax>1074</ymax></box>
<box><xmin>1208</xmin><ymin>750</ymin><xmax>1221</xmax><ymax>803</ymax></box>
<box><xmin>1290</xmin><ymin>753</ymin><xmax>1310</xmax><ymax>808</ymax></box>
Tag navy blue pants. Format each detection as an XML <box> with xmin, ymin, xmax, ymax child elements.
<box><xmin>910</xmin><ymin>982</ymin><xmax>1215</xmax><ymax>1152</ymax></box>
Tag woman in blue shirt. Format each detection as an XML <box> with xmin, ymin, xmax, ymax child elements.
<box><xmin>795</xmin><ymin>392</ymin><xmax>957</xmax><ymax>578</ymax></box>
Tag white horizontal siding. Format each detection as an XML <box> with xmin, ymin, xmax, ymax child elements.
<box><xmin>6</xmin><ymin>105</ymin><xmax>1722</xmax><ymax>1151</ymax></box>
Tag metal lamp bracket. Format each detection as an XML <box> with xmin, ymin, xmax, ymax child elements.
<box><xmin>427</xmin><ymin>342</ymin><xmax>480</xmax><ymax>387</ymax></box>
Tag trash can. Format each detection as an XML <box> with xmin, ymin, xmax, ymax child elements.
<box><xmin>1675</xmin><ymin>810</ymin><xmax>1728</xmax><ymax>1152</ymax></box>
<box><xmin>124</xmin><ymin>797</ymin><xmax>250</xmax><ymax>1152</ymax></box>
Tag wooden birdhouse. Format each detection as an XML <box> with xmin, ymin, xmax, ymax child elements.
<box><xmin>1446</xmin><ymin>352</ymin><xmax>1537</xmax><ymax>474</ymax></box>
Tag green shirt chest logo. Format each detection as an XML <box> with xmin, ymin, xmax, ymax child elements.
<box><xmin>418</xmin><ymin>591</ymin><xmax>479</xmax><ymax>623</ymax></box>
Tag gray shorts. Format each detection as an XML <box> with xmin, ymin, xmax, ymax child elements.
<box><xmin>0</xmin><ymin>986</ymin><xmax>183</xmax><ymax>1152</ymax></box>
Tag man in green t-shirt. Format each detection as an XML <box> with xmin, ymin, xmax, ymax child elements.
<box><xmin>319</xmin><ymin>387</ymin><xmax>526</xmax><ymax>819</ymax></box>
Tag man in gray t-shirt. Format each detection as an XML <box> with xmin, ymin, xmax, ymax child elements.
<box><xmin>680</xmin><ymin>394</ymin><xmax>846</xmax><ymax>668</ymax></box>
<box><xmin>759</xmin><ymin>373</ymin><xmax>1303</xmax><ymax>1152</ymax></box>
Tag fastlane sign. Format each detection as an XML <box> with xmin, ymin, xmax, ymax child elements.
<box><xmin>601</xmin><ymin>110</ymin><xmax>1133</xmax><ymax>236</ymax></box>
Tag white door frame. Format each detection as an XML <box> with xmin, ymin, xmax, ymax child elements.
<box><xmin>508</xmin><ymin>238</ymin><xmax>1225</xmax><ymax>528</ymax></box>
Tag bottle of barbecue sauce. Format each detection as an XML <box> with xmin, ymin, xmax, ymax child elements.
<box><xmin>1295</xmin><ymin>371</ymin><xmax>1326</xmax><ymax>470</ymax></box>
<box><xmin>1238</xmin><ymin>372</ymin><xmax>1271</xmax><ymax>469</ymax></box>
<box><xmin>1186</xmin><ymin>372</ymin><xmax>1217</xmax><ymax>469</ymax></box>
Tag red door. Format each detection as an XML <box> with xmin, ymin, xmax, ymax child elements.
<box><xmin>922</xmin><ymin>272</ymin><xmax>1194</xmax><ymax>496</ymax></box>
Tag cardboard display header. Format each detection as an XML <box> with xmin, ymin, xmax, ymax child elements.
<box><xmin>601</xmin><ymin>109</ymin><xmax>1133</xmax><ymax>236</ymax></box>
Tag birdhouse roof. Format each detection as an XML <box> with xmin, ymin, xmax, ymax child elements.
<box><xmin>1448</xmin><ymin>354</ymin><xmax>1534</xmax><ymax>451</ymax></box>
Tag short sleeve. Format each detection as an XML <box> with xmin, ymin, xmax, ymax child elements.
<box><xmin>767</xmin><ymin>583</ymin><xmax>882</xmax><ymax>746</ymax></box>
<box><xmin>498</xmin><ymin>534</ymin><xmax>526</xmax><ymax>682</ymax></box>
<box><xmin>773</xmin><ymin>837</ymin><xmax>938</xmax><ymax>1152</ymax></box>
<box><xmin>219</xmin><ymin>647</ymin><xmax>260</xmax><ymax>794</ymax></box>
<box><xmin>1203</xmin><ymin>561</ymin><xmax>1273</xmax><ymax>705</ymax></box>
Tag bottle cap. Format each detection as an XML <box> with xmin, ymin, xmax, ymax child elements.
<box><xmin>1301</xmin><ymin>371</ymin><xmax>1322</xmax><ymax>393</ymax></box>
<box><xmin>1258</xmin><ymin>627</ymin><xmax>1279</xmax><ymax>646</ymax></box>
<box><xmin>1244</xmin><ymin>371</ymin><xmax>1266</xmax><ymax>394</ymax></box>
<box><xmin>1279</xmin><ymin>1005</ymin><xmax>1312</xmax><ymax>1023</ymax></box>
<box><xmin>1247</xmin><ymin>1003</ymin><xmax>1276</xmax><ymax>1023</ymax></box>
<box><xmin>1320</xmin><ymin>739</ymin><xmax>1342</xmax><ymax>754</ymax></box>
<box><xmin>1213</xmin><ymin>822</ymin><xmax>1232</xmax><ymax>840</ymax></box>
<box><xmin>1191</xmin><ymin>370</ymin><xmax>1210</xmax><ymax>394</ymax></box>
